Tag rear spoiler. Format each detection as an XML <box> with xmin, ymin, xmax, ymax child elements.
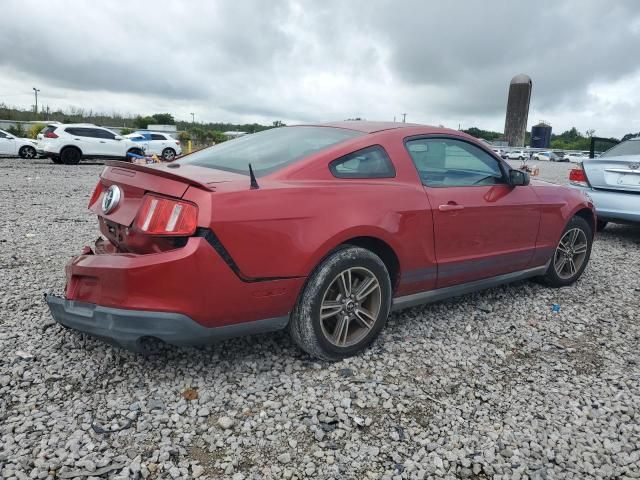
<box><xmin>103</xmin><ymin>160</ymin><xmax>213</xmax><ymax>191</ymax></box>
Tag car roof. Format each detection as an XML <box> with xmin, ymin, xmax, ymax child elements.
<box><xmin>298</xmin><ymin>120</ymin><xmax>435</xmax><ymax>134</ymax></box>
<box><xmin>59</xmin><ymin>123</ymin><xmax>99</xmax><ymax>127</ymax></box>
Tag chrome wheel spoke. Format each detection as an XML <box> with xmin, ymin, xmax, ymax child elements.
<box><xmin>320</xmin><ymin>300</ymin><xmax>342</xmax><ymax>320</ymax></box>
<box><xmin>354</xmin><ymin>307</ymin><xmax>376</xmax><ymax>330</ymax></box>
<box><xmin>332</xmin><ymin>316</ymin><xmax>349</xmax><ymax>346</ymax></box>
<box><xmin>337</xmin><ymin>270</ymin><xmax>352</xmax><ymax>297</ymax></box>
<box><xmin>355</xmin><ymin>276</ymin><xmax>379</xmax><ymax>301</ymax></box>
<box><xmin>573</xmin><ymin>243</ymin><xmax>587</xmax><ymax>254</ymax></box>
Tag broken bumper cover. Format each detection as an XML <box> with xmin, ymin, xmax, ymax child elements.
<box><xmin>45</xmin><ymin>294</ymin><xmax>289</xmax><ymax>352</ymax></box>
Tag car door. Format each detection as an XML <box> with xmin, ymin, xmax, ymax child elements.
<box><xmin>67</xmin><ymin>127</ymin><xmax>98</xmax><ymax>155</ymax></box>
<box><xmin>0</xmin><ymin>130</ymin><xmax>15</xmax><ymax>155</ymax></box>
<box><xmin>150</xmin><ymin>133</ymin><xmax>168</xmax><ymax>154</ymax></box>
<box><xmin>93</xmin><ymin>128</ymin><xmax>124</xmax><ymax>157</ymax></box>
<box><xmin>405</xmin><ymin>136</ymin><xmax>541</xmax><ymax>288</ymax></box>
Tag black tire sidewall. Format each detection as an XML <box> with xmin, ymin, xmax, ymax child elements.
<box><xmin>292</xmin><ymin>246</ymin><xmax>392</xmax><ymax>360</ymax></box>
<box><xmin>544</xmin><ymin>216</ymin><xmax>593</xmax><ymax>287</ymax></box>
<box><xmin>19</xmin><ymin>146</ymin><xmax>35</xmax><ymax>159</ymax></box>
<box><xmin>61</xmin><ymin>148</ymin><xmax>81</xmax><ymax>165</ymax></box>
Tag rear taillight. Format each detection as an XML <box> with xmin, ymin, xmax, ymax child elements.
<box><xmin>88</xmin><ymin>181</ymin><xmax>104</xmax><ymax>208</ymax></box>
<box><xmin>134</xmin><ymin>195</ymin><xmax>198</xmax><ymax>236</ymax></box>
<box><xmin>569</xmin><ymin>166</ymin><xmax>589</xmax><ymax>187</ymax></box>
<box><xmin>44</xmin><ymin>131</ymin><xmax>58</xmax><ymax>138</ymax></box>
<box><xmin>175</xmin><ymin>141</ymin><xmax>180</xmax><ymax>146</ymax></box>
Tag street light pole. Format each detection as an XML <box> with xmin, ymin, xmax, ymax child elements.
<box><xmin>190</xmin><ymin>112</ymin><xmax>195</xmax><ymax>124</ymax></box>
<box><xmin>33</xmin><ymin>87</ymin><xmax>40</xmax><ymax>116</ymax></box>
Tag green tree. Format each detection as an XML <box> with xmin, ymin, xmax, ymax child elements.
<box><xmin>152</xmin><ymin>113</ymin><xmax>175</xmax><ymax>125</ymax></box>
<box><xmin>178</xmin><ymin>131</ymin><xmax>191</xmax><ymax>143</ymax></box>
<box><xmin>7</xmin><ymin>124</ymin><xmax>25</xmax><ymax>137</ymax></box>
<box><xmin>132</xmin><ymin>115</ymin><xmax>155</xmax><ymax>129</ymax></box>
<box><xmin>120</xmin><ymin>128</ymin><xmax>134</xmax><ymax>135</ymax></box>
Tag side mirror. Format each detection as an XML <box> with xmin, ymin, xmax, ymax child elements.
<box><xmin>509</xmin><ymin>169</ymin><xmax>530</xmax><ymax>186</ymax></box>
<box><xmin>114</xmin><ymin>135</ymin><xmax>123</xmax><ymax>141</ymax></box>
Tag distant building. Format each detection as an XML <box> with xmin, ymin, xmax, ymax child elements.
<box><xmin>504</xmin><ymin>74</ymin><xmax>532</xmax><ymax>147</ymax></box>
<box><xmin>531</xmin><ymin>121</ymin><xmax>552</xmax><ymax>148</ymax></box>
<box><xmin>224</xmin><ymin>131</ymin><xmax>248</xmax><ymax>139</ymax></box>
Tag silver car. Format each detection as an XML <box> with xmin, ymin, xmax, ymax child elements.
<box><xmin>569</xmin><ymin>137</ymin><xmax>640</xmax><ymax>229</ymax></box>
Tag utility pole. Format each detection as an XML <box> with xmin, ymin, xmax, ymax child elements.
<box><xmin>190</xmin><ymin>112</ymin><xmax>195</xmax><ymax>124</ymax></box>
<box><xmin>33</xmin><ymin>87</ymin><xmax>40</xmax><ymax>116</ymax></box>
<box><xmin>401</xmin><ymin>113</ymin><xmax>407</xmax><ymax>123</ymax></box>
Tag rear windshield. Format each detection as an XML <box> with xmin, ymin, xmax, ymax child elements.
<box><xmin>179</xmin><ymin>126</ymin><xmax>363</xmax><ymax>176</ymax></box>
<box><xmin>600</xmin><ymin>139</ymin><xmax>640</xmax><ymax>158</ymax></box>
<box><xmin>41</xmin><ymin>125</ymin><xmax>57</xmax><ymax>134</ymax></box>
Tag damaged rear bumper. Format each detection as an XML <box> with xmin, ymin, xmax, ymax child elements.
<box><xmin>45</xmin><ymin>293</ymin><xmax>289</xmax><ymax>353</ymax></box>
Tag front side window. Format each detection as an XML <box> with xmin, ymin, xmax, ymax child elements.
<box><xmin>330</xmin><ymin>146</ymin><xmax>395</xmax><ymax>178</ymax></box>
<box><xmin>94</xmin><ymin>129</ymin><xmax>116</xmax><ymax>139</ymax></box>
<box><xmin>0</xmin><ymin>131</ymin><xmax>6</xmax><ymax>138</ymax></box>
<box><xmin>180</xmin><ymin>126</ymin><xmax>363</xmax><ymax>176</ymax></box>
<box><xmin>406</xmin><ymin>137</ymin><xmax>505</xmax><ymax>187</ymax></box>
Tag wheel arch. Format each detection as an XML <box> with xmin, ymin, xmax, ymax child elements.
<box><xmin>573</xmin><ymin>207</ymin><xmax>596</xmax><ymax>237</ymax></box>
<box><xmin>307</xmin><ymin>230</ymin><xmax>403</xmax><ymax>293</ymax></box>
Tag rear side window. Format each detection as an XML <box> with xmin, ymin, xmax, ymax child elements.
<box><xmin>0</xmin><ymin>131</ymin><xmax>6</xmax><ymax>138</ymax></box>
<box><xmin>41</xmin><ymin>126</ymin><xmax>57</xmax><ymax>135</ymax></box>
<box><xmin>180</xmin><ymin>126</ymin><xmax>364</xmax><ymax>177</ymax></box>
<box><xmin>330</xmin><ymin>146</ymin><xmax>395</xmax><ymax>178</ymax></box>
<box><xmin>150</xmin><ymin>134</ymin><xmax>166</xmax><ymax>140</ymax></box>
<box><xmin>94</xmin><ymin>129</ymin><xmax>116</xmax><ymax>139</ymax></box>
<box><xmin>406</xmin><ymin>137</ymin><xmax>505</xmax><ymax>187</ymax></box>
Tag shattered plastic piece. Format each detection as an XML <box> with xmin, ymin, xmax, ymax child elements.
<box><xmin>551</xmin><ymin>303</ymin><xmax>561</xmax><ymax>312</ymax></box>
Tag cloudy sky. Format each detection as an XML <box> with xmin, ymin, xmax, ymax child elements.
<box><xmin>1</xmin><ymin>0</ymin><xmax>639</xmax><ymax>137</ymax></box>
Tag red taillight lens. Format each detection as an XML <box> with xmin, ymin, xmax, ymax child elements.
<box><xmin>88</xmin><ymin>181</ymin><xmax>104</xmax><ymax>208</ymax></box>
<box><xmin>44</xmin><ymin>131</ymin><xmax>58</xmax><ymax>138</ymax></box>
<box><xmin>569</xmin><ymin>167</ymin><xmax>589</xmax><ymax>186</ymax></box>
<box><xmin>175</xmin><ymin>141</ymin><xmax>180</xmax><ymax>146</ymax></box>
<box><xmin>134</xmin><ymin>195</ymin><xmax>198</xmax><ymax>236</ymax></box>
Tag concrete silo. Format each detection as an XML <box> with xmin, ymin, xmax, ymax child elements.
<box><xmin>503</xmin><ymin>74</ymin><xmax>532</xmax><ymax>147</ymax></box>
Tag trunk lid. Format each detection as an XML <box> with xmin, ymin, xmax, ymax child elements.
<box><xmin>91</xmin><ymin>161</ymin><xmax>248</xmax><ymax>253</ymax></box>
<box><xmin>582</xmin><ymin>156</ymin><xmax>640</xmax><ymax>192</ymax></box>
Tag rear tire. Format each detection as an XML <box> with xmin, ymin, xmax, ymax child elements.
<box><xmin>60</xmin><ymin>147</ymin><xmax>81</xmax><ymax>165</ymax></box>
<box><xmin>596</xmin><ymin>220</ymin><xmax>608</xmax><ymax>232</ymax></box>
<box><xmin>288</xmin><ymin>246</ymin><xmax>392</xmax><ymax>361</ymax></box>
<box><xmin>50</xmin><ymin>156</ymin><xmax>63</xmax><ymax>164</ymax></box>
<box><xmin>19</xmin><ymin>146</ymin><xmax>37</xmax><ymax>159</ymax></box>
<box><xmin>162</xmin><ymin>148</ymin><xmax>176</xmax><ymax>161</ymax></box>
<box><xmin>540</xmin><ymin>216</ymin><xmax>592</xmax><ymax>288</ymax></box>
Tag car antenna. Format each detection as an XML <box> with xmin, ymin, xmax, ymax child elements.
<box><xmin>249</xmin><ymin>163</ymin><xmax>259</xmax><ymax>189</ymax></box>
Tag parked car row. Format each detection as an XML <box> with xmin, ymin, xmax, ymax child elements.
<box><xmin>34</xmin><ymin>123</ymin><xmax>182</xmax><ymax>165</ymax></box>
<box><xmin>0</xmin><ymin>128</ymin><xmax>38</xmax><ymax>159</ymax></box>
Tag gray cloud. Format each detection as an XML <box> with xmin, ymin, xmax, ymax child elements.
<box><xmin>1</xmin><ymin>0</ymin><xmax>639</xmax><ymax>136</ymax></box>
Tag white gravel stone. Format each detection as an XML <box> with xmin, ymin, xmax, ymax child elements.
<box><xmin>1</xmin><ymin>158</ymin><xmax>639</xmax><ymax>479</ymax></box>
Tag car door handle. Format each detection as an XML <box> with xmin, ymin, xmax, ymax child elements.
<box><xmin>99</xmin><ymin>141</ymin><xmax>107</xmax><ymax>143</ymax></box>
<box><xmin>439</xmin><ymin>203</ymin><xmax>464</xmax><ymax>212</ymax></box>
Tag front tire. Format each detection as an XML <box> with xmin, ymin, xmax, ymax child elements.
<box><xmin>540</xmin><ymin>216</ymin><xmax>592</xmax><ymax>287</ymax></box>
<box><xmin>60</xmin><ymin>147</ymin><xmax>81</xmax><ymax>165</ymax></box>
<box><xmin>19</xmin><ymin>146</ymin><xmax>37</xmax><ymax>159</ymax></box>
<box><xmin>50</xmin><ymin>156</ymin><xmax>63</xmax><ymax>164</ymax></box>
<box><xmin>289</xmin><ymin>246</ymin><xmax>392</xmax><ymax>361</ymax></box>
<box><xmin>162</xmin><ymin>148</ymin><xmax>176</xmax><ymax>161</ymax></box>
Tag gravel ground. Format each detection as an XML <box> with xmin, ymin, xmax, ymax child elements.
<box><xmin>1</xmin><ymin>157</ymin><xmax>639</xmax><ymax>480</ymax></box>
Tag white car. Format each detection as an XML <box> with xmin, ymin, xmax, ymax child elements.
<box><xmin>506</xmin><ymin>150</ymin><xmax>526</xmax><ymax>160</ymax></box>
<box><xmin>0</xmin><ymin>128</ymin><xmax>38</xmax><ymax>159</ymax></box>
<box><xmin>37</xmin><ymin>123</ymin><xmax>144</xmax><ymax>165</ymax></box>
<box><xmin>565</xmin><ymin>152</ymin><xmax>589</xmax><ymax>163</ymax></box>
<box><xmin>124</xmin><ymin>131</ymin><xmax>182</xmax><ymax>161</ymax></box>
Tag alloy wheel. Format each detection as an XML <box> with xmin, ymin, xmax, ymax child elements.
<box><xmin>554</xmin><ymin>228</ymin><xmax>588</xmax><ymax>279</ymax></box>
<box><xmin>23</xmin><ymin>147</ymin><xmax>36</xmax><ymax>159</ymax></box>
<box><xmin>319</xmin><ymin>267</ymin><xmax>381</xmax><ymax>347</ymax></box>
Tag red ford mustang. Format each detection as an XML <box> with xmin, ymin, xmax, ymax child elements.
<box><xmin>46</xmin><ymin>122</ymin><xmax>595</xmax><ymax>360</ymax></box>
